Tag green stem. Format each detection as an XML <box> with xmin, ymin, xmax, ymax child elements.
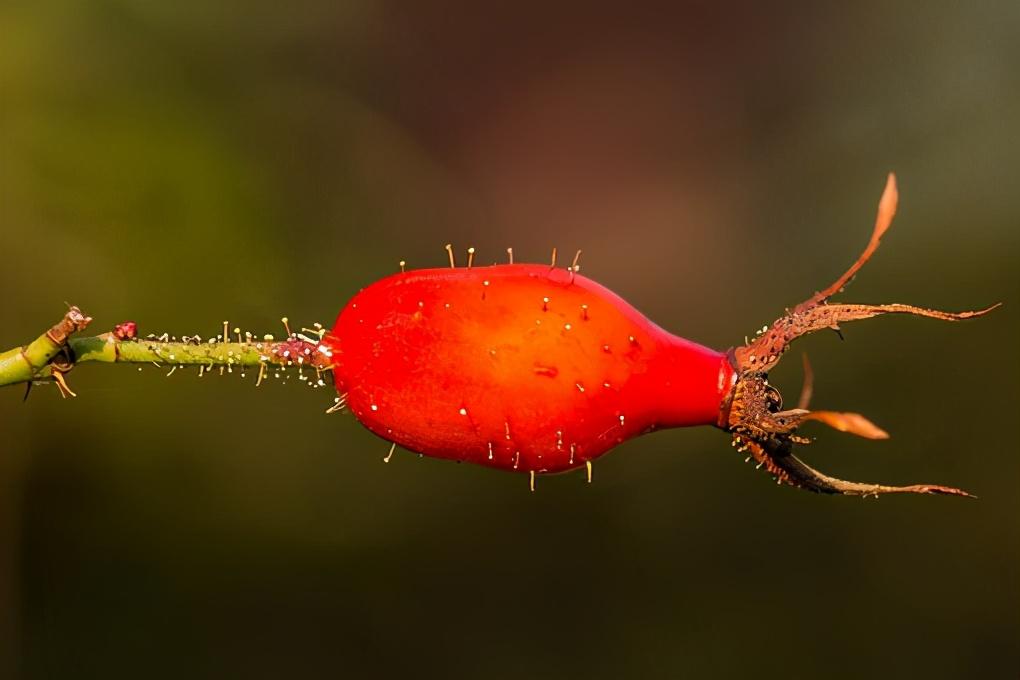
<box><xmin>0</xmin><ymin>307</ymin><xmax>92</xmax><ymax>386</ymax></box>
<box><xmin>0</xmin><ymin>307</ymin><xmax>333</xmax><ymax>393</ymax></box>
<box><xmin>70</xmin><ymin>337</ymin><xmax>279</xmax><ymax>369</ymax></box>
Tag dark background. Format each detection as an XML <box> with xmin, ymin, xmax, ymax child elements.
<box><xmin>1</xmin><ymin>1</ymin><xmax>1017</xmax><ymax>677</ymax></box>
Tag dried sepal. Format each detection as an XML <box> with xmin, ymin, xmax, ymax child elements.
<box><xmin>799</xmin><ymin>410</ymin><xmax>889</xmax><ymax>439</ymax></box>
<box><xmin>721</xmin><ymin>174</ymin><xmax>997</xmax><ymax>497</ymax></box>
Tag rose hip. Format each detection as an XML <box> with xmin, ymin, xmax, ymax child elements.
<box><xmin>325</xmin><ymin>175</ymin><xmax>997</xmax><ymax>496</ymax></box>
<box><xmin>327</xmin><ymin>264</ymin><xmax>733</xmax><ymax>476</ymax></box>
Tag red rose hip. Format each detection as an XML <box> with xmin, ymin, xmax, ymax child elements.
<box><xmin>324</xmin><ymin>176</ymin><xmax>997</xmax><ymax>495</ymax></box>
<box><xmin>326</xmin><ymin>264</ymin><xmax>734</xmax><ymax>475</ymax></box>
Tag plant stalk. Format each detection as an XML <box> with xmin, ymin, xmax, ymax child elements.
<box><xmin>0</xmin><ymin>307</ymin><xmax>334</xmax><ymax>394</ymax></box>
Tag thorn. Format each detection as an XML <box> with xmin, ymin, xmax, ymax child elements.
<box><xmin>445</xmin><ymin>243</ymin><xmax>456</xmax><ymax>268</ymax></box>
<box><xmin>507</xmin><ymin>247</ymin><xmax>514</xmax><ymax>265</ymax></box>
<box><xmin>325</xmin><ymin>398</ymin><xmax>346</xmax><ymax>414</ymax></box>
<box><xmin>256</xmin><ymin>362</ymin><xmax>266</xmax><ymax>387</ymax></box>
<box><xmin>467</xmin><ymin>247</ymin><xmax>475</xmax><ymax>269</ymax></box>
<box><xmin>166</xmin><ymin>366</ymin><xmax>177</xmax><ymax>377</ymax></box>
<box><xmin>282</xmin><ymin>317</ymin><xmax>293</xmax><ymax>337</ymax></box>
<box><xmin>222</xmin><ymin>321</ymin><xmax>229</xmax><ymax>343</ymax></box>
<box><xmin>571</xmin><ymin>249</ymin><xmax>582</xmax><ymax>271</ymax></box>
<box><xmin>23</xmin><ymin>382</ymin><xmax>32</xmax><ymax>402</ymax></box>
<box><xmin>301</xmin><ymin>326</ymin><xmax>326</xmax><ymax>339</ymax></box>
<box><xmin>550</xmin><ymin>247</ymin><xmax>557</xmax><ymax>268</ymax></box>
<box><xmin>384</xmin><ymin>442</ymin><xmax>396</xmax><ymax>463</ymax></box>
<box><xmin>399</xmin><ymin>260</ymin><xmax>406</xmax><ymax>273</ymax></box>
<box><xmin>529</xmin><ymin>470</ymin><xmax>536</xmax><ymax>492</ymax></box>
<box><xmin>52</xmin><ymin>370</ymin><xmax>77</xmax><ymax>398</ymax></box>
<box><xmin>586</xmin><ymin>460</ymin><xmax>592</xmax><ymax>483</ymax></box>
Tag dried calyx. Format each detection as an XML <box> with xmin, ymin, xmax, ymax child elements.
<box><xmin>719</xmin><ymin>174</ymin><xmax>999</xmax><ymax>497</ymax></box>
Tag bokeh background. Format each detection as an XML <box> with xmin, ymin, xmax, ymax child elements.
<box><xmin>1</xmin><ymin>1</ymin><xmax>1017</xmax><ymax>677</ymax></box>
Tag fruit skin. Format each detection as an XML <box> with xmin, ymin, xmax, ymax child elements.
<box><xmin>326</xmin><ymin>264</ymin><xmax>734</xmax><ymax>474</ymax></box>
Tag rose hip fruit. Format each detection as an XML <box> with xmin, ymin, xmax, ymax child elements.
<box><xmin>325</xmin><ymin>175</ymin><xmax>998</xmax><ymax>496</ymax></box>
<box><xmin>328</xmin><ymin>263</ymin><xmax>733</xmax><ymax>475</ymax></box>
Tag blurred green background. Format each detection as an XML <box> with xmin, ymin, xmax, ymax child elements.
<box><xmin>1</xmin><ymin>1</ymin><xmax>1018</xmax><ymax>677</ymax></box>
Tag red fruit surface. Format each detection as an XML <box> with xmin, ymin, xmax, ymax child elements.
<box><xmin>326</xmin><ymin>264</ymin><xmax>734</xmax><ymax>474</ymax></box>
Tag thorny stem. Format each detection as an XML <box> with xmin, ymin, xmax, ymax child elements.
<box><xmin>0</xmin><ymin>309</ymin><xmax>335</xmax><ymax>397</ymax></box>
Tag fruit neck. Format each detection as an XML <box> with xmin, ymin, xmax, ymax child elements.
<box><xmin>651</xmin><ymin>336</ymin><xmax>736</xmax><ymax>429</ymax></box>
